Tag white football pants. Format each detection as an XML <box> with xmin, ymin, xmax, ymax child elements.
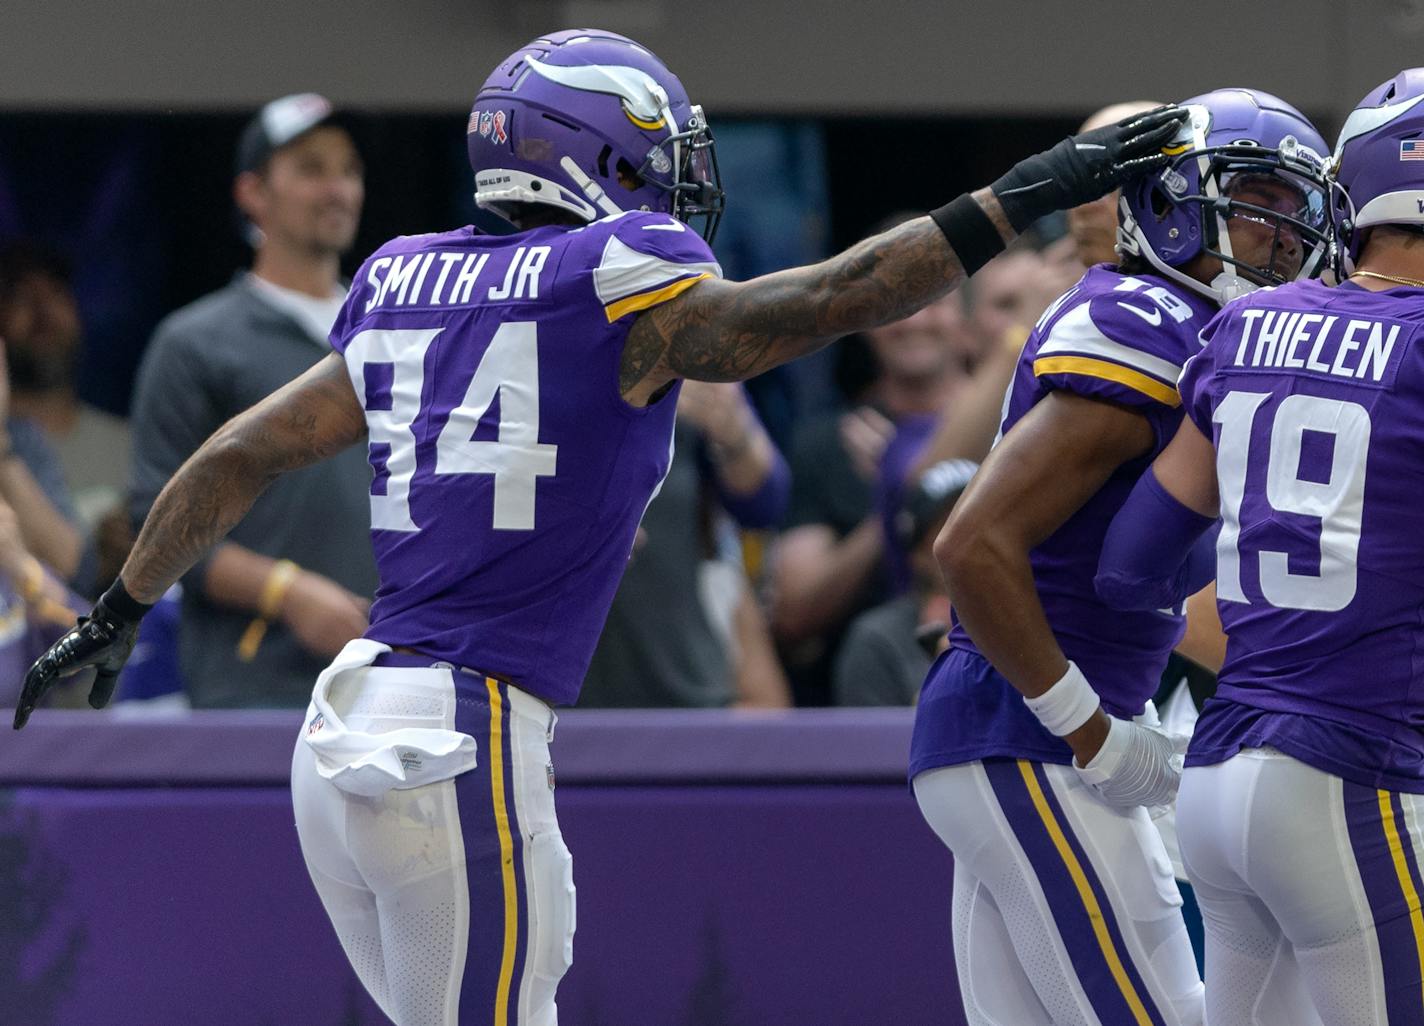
<box><xmin>291</xmin><ymin>651</ymin><xmax>572</xmax><ymax>1026</ymax></box>
<box><xmin>1179</xmin><ymin>748</ymin><xmax>1424</xmax><ymax>1025</ymax></box>
<box><xmin>915</xmin><ymin>759</ymin><xmax>1204</xmax><ymax>1026</ymax></box>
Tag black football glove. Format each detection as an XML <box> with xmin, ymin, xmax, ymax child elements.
<box><xmin>13</xmin><ymin>583</ymin><xmax>149</xmax><ymax>730</ymax></box>
<box><xmin>991</xmin><ymin>105</ymin><xmax>1190</xmax><ymax>232</ymax></box>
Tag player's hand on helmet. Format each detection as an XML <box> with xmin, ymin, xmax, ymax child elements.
<box><xmin>281</xmin><ymin>570</ymin><xmax>370</xmax><ymax>659</ymax></box>
<box><xmin>1073</xmin><ymin>713</ymin><xmax>1187</xmax><ymax>810</ymax></box>
<box><xmin>14</xmin><ymin>594</ymin><xmax>142</xmax><ymax>729</ymax></box>
<box><xmin>991</xmin><ymin>105</ymin><xmax>1190</xmax><ymax>231</ymax></box>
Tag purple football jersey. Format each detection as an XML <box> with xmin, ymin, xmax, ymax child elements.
<box><xmin>328</xmin><ymin>211</ymin><xmax>721</xmax><ymax>705</ymax></box>
<box><xmin>911</xmin><ymin>265</ymin><xmax>1217</xmax><ymax>776</ymax></box>
<box><xmin>1179</xmin><ymin>279</ymin><xmax>1424</xmax><ymax>790</ymax></box>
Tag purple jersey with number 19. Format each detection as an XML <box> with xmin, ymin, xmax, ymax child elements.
<box><xmin>327</xmin><ymin>211</ymin><xmax>720</xmax><ymax>705</ymax></box>
<box><xmin>1179</xmin><ymin>279</ymin><xmax>1424</xmax><ymax>790</ymax></box>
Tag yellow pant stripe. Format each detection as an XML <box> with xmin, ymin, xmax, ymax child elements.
<box><xmin>488</xmin><ymin>678</ymin><xmax>518</xmax><ymax>1025</ymax></box>
<box><xmin>1017</xmin><ymin>760</ymin><xmax>1155</xmax><ymax>1026</ymax></box>
<box><xmin>1377</xmin><ymin>789</ymin><xmax>1424</xmax><ymax>1014</ymax></box>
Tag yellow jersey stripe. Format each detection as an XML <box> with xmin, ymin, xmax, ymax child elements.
<box><xmin>1377</xmin><ymin>789</ymin><xmax>1424</xmax><ymax>1012</ymax></box>
<box><xmin>1017</xmin><ymin>760</ymin><xmax>1156</xmax><ymax>1026</ymax></box>
<box><xmin>487</xmin><ymin>678</ymin><xmax>518</xmax><ymax>1025</ymax></box>
<box><xmin>1033</xmin><ymin>355</ymin><xmax>1181</xmax><ymax>407</ymax></box>
<box><xmin>604</xmin><ymin>272</ymin><xmax>712</xmax><ymax>322</ymax></box>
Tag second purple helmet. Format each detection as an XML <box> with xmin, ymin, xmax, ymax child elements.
<box><xmin>1117</xmin><ymin>88</ymin><xmax>1330</xmax><ymax>304</ymax></box>
<box><xmin>1331</xmin><ymin>68</ymin><xmax>1424</xmax><ymax>272</ymax></box>
<box><xmin>467</xmin><ymin>29</ymin><xmax>724</xmax><ymax>241</ymax></box>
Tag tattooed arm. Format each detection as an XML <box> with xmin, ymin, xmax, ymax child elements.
<box><xmin>619</xmin><ymin>190</ymin><xmax>1014</xmax><ymax>405</ymax></box>
<box><xmin>121</xmin><ymin>354</ymin><xmax>366</xmax><ymax>603</ymax></box>
<box><xmin>619</xmin><ymin>104</ymin><xmax>1190</xmax><ymax>404</ymax></box>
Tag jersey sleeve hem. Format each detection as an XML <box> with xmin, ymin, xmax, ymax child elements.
<box><xmin>1032</xmin><ymin>355</ymin><xmax>1181</xmax><ymax>407</ymax></box>
<box><xmin>603</xmin><ymin>271</ymin><xmax>713</xmax><ymax>322</ymax></box>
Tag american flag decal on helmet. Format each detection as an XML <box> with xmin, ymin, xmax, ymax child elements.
<box><xmin>1401</xmin><ymin>140</ymin><xmax>1424</xmax><ymax>160</ymax></box>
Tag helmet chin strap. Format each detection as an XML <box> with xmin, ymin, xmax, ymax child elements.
<box><xmin>1208</xmin><ymin>270</ymin><xmax>1257</xmax><ymax>303</ymax></box>
<box><xmin>559</xmin><ymin>156</ymin><xmax>624</xmax><ymax>218</ymax></box>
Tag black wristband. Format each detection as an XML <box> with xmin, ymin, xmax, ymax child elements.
<box><xmin>99</xmin><ymin>578</ymin><xmax>154</xmax><ymax>623</ymax></box>
<box><xmin>929</xmin><ymin>194</ymin><xmax>1007</xmax><ymax>278</ymax></box>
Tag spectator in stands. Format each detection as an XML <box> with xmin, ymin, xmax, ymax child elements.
<box><xmin>0</xmin><ymin>494</ymin><xmax>88</xmax><ymax>708</ymax></box>
<box><xmin>0</xmin><ymin>242</ymin><xmax>132</xmax><ymax>530</ymax></box>
<box><xmin>128</xmin><ymin>93</ymin><xmax>377</xmax><ymax>708</ymax></box>
<box><xmin>773</xmin><ymin>214</ymin><xmax>976</xmax><ymax>703</ymax></box>
<box><xmin>0</xmin><ymin>335</ymin><xmax>93</xmax><ymax>591</ymax></box>
<box><xmin>581</xmin><ymin>381</ymin><xmax>791</xmax><ymax>708</ymax></box>
<box><xmin>869</xmin><ymin>243</ymin><xmax>1080</xmax><ymax>673</ymax></box>
<box><xmin>834</xmin><ymin>458</ymin><xmax>975</xmax><ymax>706</ymax></box>
<box><xmin>907</xmin><ymin>237</ymin><xmax>1083</xmax><ymax>481</ymax></box>
<box><xmin>964</xmin><ymin>246</ymin><xmax>1068</xmax><ymax>352</ymax></box>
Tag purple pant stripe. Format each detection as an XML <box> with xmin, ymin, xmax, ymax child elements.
<box><xmin>1343</xmin><ymin>782</ymin><xmax>1424</xmax><ymax>1026</ymax></box>
<box><xmin>982</xmin><ymin>759</ymin><xmax>1167</xmax><ymax>1026</ymax></box>
<box><xmin>454</xmin><ymin>682</ymin><xmax>529</xmax><ymax>1026</ymax></box>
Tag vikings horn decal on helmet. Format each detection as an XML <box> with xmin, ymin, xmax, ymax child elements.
<box><xmin>1116</xmin><ymin>88</ymin><xmax>1330</xmax><ymax>305</ymax></box>
<box><xmin>467</xmin><ymin>29</ymin><xmax>725</xmax><ymax>241</ymax></box>
<box><xmin>1330</xmin><ymin>68</ymin><xmax>1424</xmax><ymax>274</ymax></box>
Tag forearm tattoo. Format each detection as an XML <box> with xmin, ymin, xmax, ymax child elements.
<box><xmin>621</xmin><ymin>190</ymin><xmax>1011</xmax><ymax>394</ymax></box>
<box><xmin>121</xmin><ymin>356</ymin><xmax>366</xmax><ymax>603</ymax></box>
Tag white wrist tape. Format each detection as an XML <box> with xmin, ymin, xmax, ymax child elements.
<box><xmin>1023</xmin><ymin>661</ymin><xmax>1101</xmax><ymax>736</ymax></box>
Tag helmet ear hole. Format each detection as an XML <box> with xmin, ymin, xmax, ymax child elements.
<box><xmin>596</xmin><ymin>145</ymin><xmax>612</xmax><ymax>179</ymax></box>
<box><xmin>1150</xmin><ymin>186</ymin><xmax>1174</xmax><ymax>221</ymax></box>
<box><xmin>614</xmin><ymin>157</ymin><xmax>644</xmax><ymax>192</ymax></box>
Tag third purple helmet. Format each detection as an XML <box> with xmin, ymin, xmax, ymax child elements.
<box><xmin>1117</xmin><ymin>88</ymin><xmax>1330</xmax><ymax>305</ymax></box>
<box><xmin>467</xmin><ymin>29</ymin><xmax>724</xmax><ymax>241</ymax></box>
<box><xmin>1330</xmin><ymin>68</ymin><xmax>1424</xmax><ymax>273</ymax></box>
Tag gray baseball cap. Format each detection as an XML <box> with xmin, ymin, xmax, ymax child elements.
<box><xmin>235</xmin><ymin>93</ymin><xmax>343</xmax><ymax>175</ymax></box>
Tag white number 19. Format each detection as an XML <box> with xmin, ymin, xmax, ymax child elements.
<box><xmin>1213</xmin><ymin>391</ymin><xmax>1370</xmax><ymax>612</ymax></box>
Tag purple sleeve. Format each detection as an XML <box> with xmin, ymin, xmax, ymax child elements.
<box><xmin>1096</xmin><ymin>466</ymin><xmax>1217</xmax><ymax>610</ymax></box>
<box><xmin>1031</xmin><ymin>292</ymin><xmax>1197</xmax><ymax>449</ymax></box>
<box><xmin>699</xmin><ymin>394</ymin><xmax>792</xmax><ymax>529</ymax></box>
<box><xmin>709</xmin><ymin>448</ymin><xmax>790</xmax><ymax>529</ymax></box>
<box><xmin>596</xmin><ymin>213</ymin><xmax>723</xmax><ymax>322</ymax></box>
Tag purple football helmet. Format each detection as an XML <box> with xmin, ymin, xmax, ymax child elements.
<box><xmin>1117</xmin><ymin>88</ymin><xmax>1330</xmax><ymax>304</ymax></box>
<box><xmin>1330</xmin><ymin>68</ymin><xmax>1424</xmax><ymax>273</ymax></box>
<box><xmin>467</xmin><ymin>29</ymin><xmax>724</xmax><ymax>241</ymax></box>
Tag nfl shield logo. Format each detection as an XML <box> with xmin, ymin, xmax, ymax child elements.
<box><xmin>1401</xmin><ymin>140</ymin><xmax>1424</xmax><ymax>161</ymax></box>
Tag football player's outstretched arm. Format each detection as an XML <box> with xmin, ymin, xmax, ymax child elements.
<box><xmin>13</xmin><ymin>354</ymin><xmax>365</xmax><ymax>727</ymax></box>
<box><xmin>620</xmin><ymin>105</ymin><xmax>1188</xmax><ymax>404</ymax></box>
<box><xmin>621</xmin><ymin>201</ymin><xmax>1000</xmax><ymax>402</ymax></box>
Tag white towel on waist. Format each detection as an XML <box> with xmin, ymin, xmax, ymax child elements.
<box><xmin>302</xmin><ymin>639</ymin><xmax>478</xmax><ymax>797</ymax></box>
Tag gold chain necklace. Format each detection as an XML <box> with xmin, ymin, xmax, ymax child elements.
<box><xmin>1352</xmin><ymin>269</ymin><xmax>1424</xmax><ymax>288</ymax></box>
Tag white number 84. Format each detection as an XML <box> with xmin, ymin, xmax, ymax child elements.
<box><xmin>345</xmin><ymin>323</ymin><xmax>558</xmax><ymax>533</ymax></box>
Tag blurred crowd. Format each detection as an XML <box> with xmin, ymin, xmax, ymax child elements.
<box><xmin>0</xmin><ymin>95</ymin><xmax>1136</xmax><ymax>714</ymax></box>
